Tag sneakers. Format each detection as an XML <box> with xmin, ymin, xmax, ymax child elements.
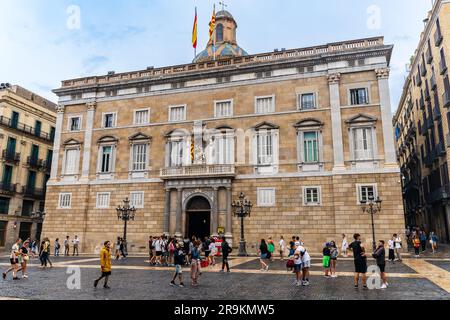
<box><xmin>103</xmin><ymin>285</ymin><xmax>111</xmax><ymax>289</ymax></box>
<box><xmin>331</xmin><ymin>275</ymin><xmax>338</xmax><ymax>278</ymax></box>
<box><xmin>380</xmin><ymin>284</ymin><xmax>387</xmax><ymax>289</ymax></box>
<box><xmin>170</xmin><ymin>281</ymin><xmax>176</xmax><ymax>287</ymax></box>
<box><xmin>265</xmin><ymin>266</ymin><xmax>269</xmax><ymax>271</ymax></box>
<box><xmin>302</xmin><ymin>280</ymin><xmax>310</xmax><ymax>286</ymax></box>
<box><xmin>296</xmin><ymin>281</ymin><xmax>302</xmax><ymax>287</ymax></box>
<box><xmin>13</xmin><ymin>277</ymin><xmax>20</xmax><ymax>281</ymax></box>
<box><xmin>22</xmin><ymin>275</ymin><xmax>28</xmax><ymax>279</ymax></box>
<box><xmin>179</xmin><ymin>283</ymin><xmax>185</xmax><ymax>288</ymax></box>
<box><xmin>292</xmin><ymin>280</ymin><xmax>298</xmax><ymax>286</ymax></box>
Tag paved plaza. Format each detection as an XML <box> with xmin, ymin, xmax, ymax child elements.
<box><xmin>0</xmin><ymin>252</ymin><xmax>449</xmax><ymax>300</ymax></box>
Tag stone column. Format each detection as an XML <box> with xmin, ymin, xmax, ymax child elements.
<box><xmin>50</xmin><ymin>105</ymin><xmax>65</xmax><ymax>180</ymax></box>
<box><xmin>376</xmin><ymin>68</ymin><xmax>397</xmax><ymax>166</ymax></box>
<box><xmin>328</xmin><ymin>73</ymin><xmax>345</xmax><ymax>171</ymax></box>
<box><xmin>81</xmin><ymin>101</ymin><xmax>96</xmax><ymax>180</ymax></box>
<box><xmin>163</xmin><ymin>189</ymin><xmax>171</xmax><ymax>236</ymax></box>
<box><xmin>212</xmin><ymin>187</ymin><xmax>219</xmax><ymax>236</ymax></box>
<box><xmin>225</xmin><ymin>187</ymin><xmax>233</xmax><ymax>246</ymax></box>
<box><xmin>175</xmin><ymin>188</ymin><xmax>183</xmax><ymax>239</ymax></box>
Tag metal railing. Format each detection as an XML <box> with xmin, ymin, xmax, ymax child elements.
<box><xmin>22</xmin><ymin>186</ymin><xmax>45</xmax><ymax>200</ymax></box>
<box><xmin>430</xmin><ymin>73</ymin><xmax>437</xmax><ymax>90</ymax></box>
<box><xmin>0</xmin><ymin>116</ymin><xmax>54</xmax><ymax>143</ymax></box>
<box><xmin>435</xmin><ymin>28</ymin><xmax>443</xmax><ymax>47</ymax></box>
<box><xmin>443</xmin><ymin>91</ymin><xmax>450</xmax><ymax>108</ymax></box>
<box><xmin>1</xmin><ymin>150</ymin><xmax>20</xmax><ymax>164</ymax></box>
<box><xmin>440</xmin><ymin>58</ymin><xmax>448</xmax><ymax>75</ymax></box>
<box><xmin>160</xmin><ymin>164</ymin><xmax>235</xmax><ymax>179</ymax></box>
<box><xmin>0</xmin><ymin>183</ymin><xmax>18</xmax><ymax>194</ymax></box>
<box><xmin>26</xmin><ymin>156</ymin><xmax>45</xmax><ymax>170</ymax></box>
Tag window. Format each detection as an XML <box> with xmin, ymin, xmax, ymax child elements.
<box><xmin>34</xmin><ymin>120</ymin><xmax>42</xmax><ymax>137</ymax></box>
<box><xmin>96</xmin><ymin>193</ymin><xmax>110</xmax><ymax>209</ymax></box>
<box><xmin>99</xmin><ymin>146</ymin><xmax>114</xmax><ymax>173</ymax></box>
<box><xmin>350</xmin><ymin>88</ymin><xmax>369</xmax><ymax>105</ymax></box>
<box><xmin>68</xmin><ymin>116</ymin><xmax>81</xmax><ymax>131</ymax></box>
<box><xmin>0</xmin><ymin>197</ymin><xmax>10</xmax><ymax>215</ymax></box>
<box><xmin>353</xmin><ymin>128</ymin><xmax>374</xmax><ymax>160</ymax></box>
<box><xmin>102</xmin><ymin>113</ymin><xmax>116</xmax><ymax>128</ymax></box>
<box><xmin>255</xmin><ymin>96</ymin><xmax>275</xmax><ymax>114</ymax></box>
<box><xmin>299</xmin><ymin>93</ymin><xmax>316</xmax><ymax>110</ymax></box>
<box><xmin>169</xmin><ymin>105</ymin><xmax>186</xmax><ymax>122</ymax></box>
<box><xmin>0</xmin><ymin>221</ymin><xmax>7</xmax><ymax>247</ymax></box>
<box><xmin>63</xmin><ymin>149</ymin><xmax>79</xmax><ymax>175</ymax></box>
<box><xmin>169</xmin><ymin>140</ymin><xmax>184</xmax><ymax>167</ymax></box>
<box><xmin>303</xmin><ymin>187</ymin><xmax>321</xmax><ymax>205</ymax></box>
<box><xmin>22</xmin><ymin>200</ymin><xmax>34</xmax><ymax>217</ymax></box>
<box><xmin>215</xmin><ymin>100</ymin><xmax>233</xmax><ymax>118</ymax></box>
<box><xmin>210</xmin><ymin>132</ymin><xmax>234</xmax><ymax>164</ymax></box>
<box><xmin>257</xmin><ymin>132</ymin><xmax>273</xmax><ymax>165</ymax></box>
<box><xmin>134</xmin><ymin>109</ymin><xmax>150</xmax><ymax>125</ymax></box>
<box><xmin>257</xmin><ymin>188</ymin><xmax>275</xmax><ymax>207</ymax></box>
<box><xmin>303</xmin><ymin>132</ymin><xmax>319</xmax><ymax>163</ymax></box>
<box><xmin>131</xmin><ymin>144</ymin><xmax>147</xmax><ymax>171</ymax></box>
<box><xmin>59</xmin><ymin>193</ymin><xmax>72</xmax><ymax>209</ymax></box>
<box><xmin>130</xmin><ymin>192</ymin><xmax>144</xmax><ymax>208</ymax></box>
<box><xmin>357</xmin><ymin>185</ymin><xmax>377</xmax><ymax>203</ymax></box>
<box><xmin>216</xmin><ymin>24</ymin><xmax>224</xmax><ymax>42</ymax></box>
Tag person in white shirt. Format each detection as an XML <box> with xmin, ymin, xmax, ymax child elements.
<box><xmin>208</xmin><ymin>240</ymin><xmax>217</xmax><ymax>266</ymax></box>
<box><xmin>72</xmin><ymin>235</ymin><xmax>80</xmax><ymax>256</ymax></box>
<box><xmin>292</xmin><ymin>244</ymin><xmax>303</xmax><ymax>287</ymax></box>
<box><xmin>299</xmin><ymin>244</ymin><xmax>311</xmax><ymax>286</ymax></box>
<box><xmin>279</xmin><ymin>236</ymin><xmax>286</xmax><ymax>261</ymax></box>
<box><xmin>393</xmin><ymin>234</ymin><xmax>402</xmax><ymax>262</ymax></box>
<box><xmin>2</xmin><ymin>238</ymin><xmax>21</xmax><ymax>280</ymax></box>
<box><xmin>154</xmin><ymin>236</ymin><xmax>162</xmax><ymax>265</ymax></box>
<box><xmin>388</xmin><ymin>237</ymin><xmax>395</xmax><ymax>263</ymax></box>
<box><xmin>341</xmin><ymin>234</ymin><xmax>348</xmax><ymax>257</ymax></box>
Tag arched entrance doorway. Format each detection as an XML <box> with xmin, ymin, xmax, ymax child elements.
<box><xmin>186</xmin><ymin>196</ymin><xmax>211</xmax><ymax>240</ymax></box>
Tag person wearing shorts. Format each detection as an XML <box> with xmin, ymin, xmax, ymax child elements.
<box><xmin>373</xmin><ymin>240</ymin><xmax>388</xmax><ymax>289</ymax></box>
<box><xmin>94</xmin><ymin>241</ymin><xmax>112</xmax><ymax>289</ymax></box>
<box><xmin>322</xmin><ymin>243</ymin><xmax>331</xmax><ymax>278</ymax></box>
<box><xmin>349</xmin><ymin>234</ymin><xmax>368</xmax><ymax>289</ymax></box>
<box><xmin>258</xmin><ymin>239</ymin><xmax>269</xmax><ymax>271</ymax></box>
<box><xmin>170</xmin><ymin>243</ymin><xmax>185</xmax><ymax>288</ymax></box>
<box><xmin>300</xmin><ymin>245</ymin><xmax>311</xmax><ymax>286</ymax></box>
<box><xmin>3</xmin><ymin>238</ymin><xmax>21</xmax><ymax>280</ymax></box>
<box><xmin>292</xmin><ymin>244</ymin><xmax>303</xmax><ymax>287</ymax></box>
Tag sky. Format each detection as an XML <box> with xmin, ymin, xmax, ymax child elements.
<box><xmin>0</xmin><ymin>0</ymin><xmax>434</xmax><ymax>111</ymax></box>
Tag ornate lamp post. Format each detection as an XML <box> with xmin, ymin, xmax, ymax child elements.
<box><xmin>116</xmin><ymin>198</ymin><xmax>136</xmax><ymax>253</ymax></box>
<box><xmin>231</xmin><ymin>192</ymin><xmax>253</xmax><ymax>257</ymax></box>
<box><xmin>360</xmin><ymin>196</ymin><xmax>382</xmax><ymax>252</ymax></box>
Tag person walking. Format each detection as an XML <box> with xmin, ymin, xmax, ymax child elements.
<box><xmin>18</xmin><ymin>240</ymin><xmax>32</xmax><ymax>279</ymax></box>
<box><xmin>64</xmin><ymin>236</ymin><xmax>70</xmax><ymax>256</ymax></box>
<box><xmin>341</xmin><ymin>234</ymin><xmax>348</xmax><ymax>257</ymax></box>
<box><xmin>168</xmin><ymin>238</ymin><xmax>175</xmax><ymax>266</ymax></box>
<box><xmin>72</xmin><ymin>235</ymin><xmax>80</xmax><ymax>256</ymax></box>
<box><xmin>279</xmin><ymin>236</ymin><xmax>286</xmax><ymax>261</ymax></box>
<box><xmin>54</xmin><ymin>238</ymin><xmax>60</xmax><ymax>257</ymax></box>
<box><xmin>258</xmin><ymin>239</ymin><xmax>269</xmax><ymax>271</ymax></box>
<box><xmin>209</xmin><ymin>238</ymin><xmax>217</xmax><ymax>267</ymax></box>
<box><xmin>419</xmin><ymin>231</ymin><xmax>427</xmax><ymax>252</ymax></box>
<box><xmin>388</xmin><ymin>236</ymin><xmax>395</xmax><ymax>263</ymax></box>
<box><xmin>330</xmin><ymin>241</ymin><xmax>339</xmax><ymax>278</ymax></box>
<box><xmin>115</xmin><ymin>237</ymin><xmax>122</xmax><ymax>260</ymax></box>
<box><xmin>412</xmin><ymin>235</ymin><xmax>421</xmax><ymax>258</ymax></box>
<box><xmin>119</xmin><ymin>238</ymin><xmax>127</xmax><ymax>259</ymax></box>
<box><xmin>393</xmin><ymin>234</ymin><xmax>402</xmax><ymax>262</ymax></box>
<box><xmin>170</xmin><ymin>242</ymin><xmax>185</xmax><ymax>287</ymax></box>
<box><xmin>2</xmin><ymin>238</ymin><xmax>22</xmax><ymax>280</ymax></box>
<box><xmin>94</xmin><ymin>241</ymin><xmax>112</xmax><ymax>289</ymax></box>
<box><xmin>429</xmin><ymin>232</ymin><xmax>438</xmax><ymax>253</ymax></box>
<box><xmin>190</xmin><ymin>240</ymin><xmax>201</xmax><ymax>287</ymax></box>
<box><xmin>322</xmin><ymin>242</ymin><xmax>331</xmax><ymax>278</ymax></box>
<box><xmin>372</xmin><ymin>240</ymin><xmax>388</xmax><ymax>289</ymax></box>
<box><xmin>39</xmin><ymin>238</ymin><xmax>52</xmax><ymax>268</ymax></box>
<box><xmin>220</xmin><ymin>237</ymin><xmax>232</xmax><ymax>272</ymax></box>
<box><xmin>349</xmin><ymin>233</ymin><xmax>368</xmax><ymax>289</ymax></box>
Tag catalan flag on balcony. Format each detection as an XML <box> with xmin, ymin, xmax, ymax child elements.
<box><xmin>209</xmin><ymin>5</ymin><xmax>216</xmax><ymax>41</ymax></box>
<box><xmin>192</xmin><ymin>7</ymin><xmax>198</xmax><ymax>49</ymax></box>
<box><xmin>191</xmin><ymin>141</ymin><xmax>195</xmax><ymax>162</ymax></box>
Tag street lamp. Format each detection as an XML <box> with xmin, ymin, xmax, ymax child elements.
<box><xmin>360</xmin><ymin>196</ymin><xmax>382</xmax><ymax>252</ymax></box>
<box><xmin>231</xmin><ymin>192</ymin><xmax>253</xmax><ymax>257</ymax></box>
<box><xmin>116</xmin><ymin>198</ymin><xmax>137</xmax><ymax>253</ymax></box>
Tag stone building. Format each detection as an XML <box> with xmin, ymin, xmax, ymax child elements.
<box><xmin>0</xmin><ymin>84</ymin><xmax>56</xmax><ymax>249</ymax></box>
<box><xmin>44</xmin><ymin>10</ymin><xmax>404</xmax><ymax>253</ymax></box>
<box><xmin>394</xmin><ymin>0</ymin><xmax>450</xmax><ymax>243</ymax></box>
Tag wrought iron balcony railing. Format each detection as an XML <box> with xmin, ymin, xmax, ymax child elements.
<box><xmin>1</xmin><ymin>150</ymin><xmax>20</xmax><ymax>164</ymax></box>
<box><xmin>160</xmin><ymin>164</ymin><xmax>236</xmax><ymax>179</ymax></box>
<box><xmin>0</xmin><ymin>116</ymin><xmax>54</xmax><ymax>143</ymax></box>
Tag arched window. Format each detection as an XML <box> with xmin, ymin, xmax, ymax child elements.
<box><xmin>216</xmin><ymin>24</ymin><xmax>224</xmax><ymax>42</ymax></box>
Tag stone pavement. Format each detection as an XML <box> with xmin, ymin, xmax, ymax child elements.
<box><xmin>0</xmin><ymin>255</ymin><xmax>449</xmax><ymax>300</ymax></box>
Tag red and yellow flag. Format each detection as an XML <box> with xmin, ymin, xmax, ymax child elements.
<box><xmin>209</xmin><ymin>5</ymin><xmax>216</xmax><ymax>41</ymax></box>
<box><xmin>192</xmin><ymin>7</ymin><xmax>198</xmax><ymax>49</ymax></box>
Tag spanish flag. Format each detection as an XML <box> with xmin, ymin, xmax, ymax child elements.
<box><xmin>192</xmin><ymin>7</ymin><xmax>198</xmax><ymax>49</ymax></box>
<box><xmin>209</xmin><ymin>5</ymin><xmax>216</xmax><ymax>41</ymax></box>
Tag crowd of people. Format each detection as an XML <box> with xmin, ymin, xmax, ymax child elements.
<box><xmin>405</xmin><ymin>227</ymin><xmax>439</xmax><ymax>258</ymax></box>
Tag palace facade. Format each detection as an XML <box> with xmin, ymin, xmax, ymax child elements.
<box><xmin>0</xmin><ymin>84</ymin><xmax>56</xmax><ymax>249</ymax></box>
<box><xmin>394</xmin><ymin>0</ymin><xmax>450</xmax><ymax>243</ymax></box>
<box><xmin>44</xmin><ymin>10</ymin><xmax>404</xmax><ymax>253</ymax></box>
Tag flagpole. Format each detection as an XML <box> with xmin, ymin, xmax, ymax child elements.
<box><xmin>213</xmin><ymin>4</ymin><xmax>216</xmax><ymax>61</ymax></box>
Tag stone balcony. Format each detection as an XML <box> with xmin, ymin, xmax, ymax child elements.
<box><xmin>160</xmin><ymin>164</ymin><xmax>236</xmax><ymax>180</ymax></box>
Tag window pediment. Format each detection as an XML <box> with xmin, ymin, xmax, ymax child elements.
<box><xmin>97</xmin><ymin>135</ymin><xmax>118</xmax><ymax>145</ymax></box>
<box><xmin>345</xmin><ymin>114</ymin><xmax>378</xmax><ymax>125</ymax></box>
<box><xmin>294</xmin><ymin>118</ymin><xmax>324</xmax><ymax>130</ymax></box>
<box><xmin>253</xmin><ymin>121</ymin><xmax>279</xmax><ymax>131</ymax></box>
<box><xmin>164</xmin><ymin>128</ymin><xmax>190</xmax><ymax>138</ymax></box>
<box><xmin>129</xmin><ymin>132</ymin><xmax>151</xmax><ymax>142</ymax></box>
<box><xmin>63</xmin><ymin>138</ymin><xmax>82</xmax><ymax>146</ymax></box>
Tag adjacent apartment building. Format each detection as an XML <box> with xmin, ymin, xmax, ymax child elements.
<box><xmin>0</xmin><ymin>84</ymin><xmax>56</xmax><ymax>249</ymax></box>
<box><xmin>44</xmin><ymin>10</ymin><xmax>404</xmax><ymax>253</ymax></box>
<box><xmin>394</xmin><ymin>0</ymin><xmax>450</xmax><ymax>243</ymax></box>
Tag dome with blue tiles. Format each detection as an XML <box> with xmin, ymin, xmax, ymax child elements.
<box><xmin>193</xmin><ymin>10</ymin><xmax>248</xmax><ymax>63</ymax></box>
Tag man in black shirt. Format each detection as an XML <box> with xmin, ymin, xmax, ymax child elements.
<box><xmin>348</xmin><ymin>233</ymin><xmax>367</xmax><ymax>289</ymax></box>
<box><xmin>220</xmin><ymin>238</ymin><xmax>232</xmax><ymax>273</ymax></box>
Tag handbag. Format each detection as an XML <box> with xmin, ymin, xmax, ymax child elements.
<box><xmin>286</xmin><ymin>259</ymin><xmax>294</xmax><ymax>268</ymax></box>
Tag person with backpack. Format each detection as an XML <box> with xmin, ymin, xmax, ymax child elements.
<box><xmin>412</xmin><ymin>235</ymin><xmax>421</xmax><ymax>258</ymax></box>
<box><xmin>170</xmin><ymin>242</ymin><xmax>185</xmax><ymax>288</ymax></box>
<box><xmin>220</xmin><ymin>237</ymin><xmax>232</xmax><ymax>272</ymax></box>
<box><xmin>330</xmin><ymin>241</ymin><xmax>339</xmax><ymax>278</ymax></box>
<box><xmin>349</xmin><ymin>233</ymin><xmax>368</xmax><ymax>289</ymax></box>
<box><xmin>372</xmin><ymin>240</ymin><xmax>388</xmax><ymax>289</ymax></box>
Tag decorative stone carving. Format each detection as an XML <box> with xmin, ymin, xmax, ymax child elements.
<box><xmin>86</xmin><ymin>101</ymin><xmax>97</xmax><ymax>111</ymax></box>
<box><xmin>375</xmin><ymin>68</ymin><xmax>390</xmax><ymax>79</ymax></box>
<box><xmin>327</xmin><ymin>73</ymin><xmax>341</xmax><ymax>84</ymax></box>
<box><xmin>182</xmin><ymin>188</ymin><xmax>214</xmax><ymax>205</ymax></box>
<box><xmin>56</xmin><ymin>105</ymin><xmax>65</xmax><ymax>114</ymax></box>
